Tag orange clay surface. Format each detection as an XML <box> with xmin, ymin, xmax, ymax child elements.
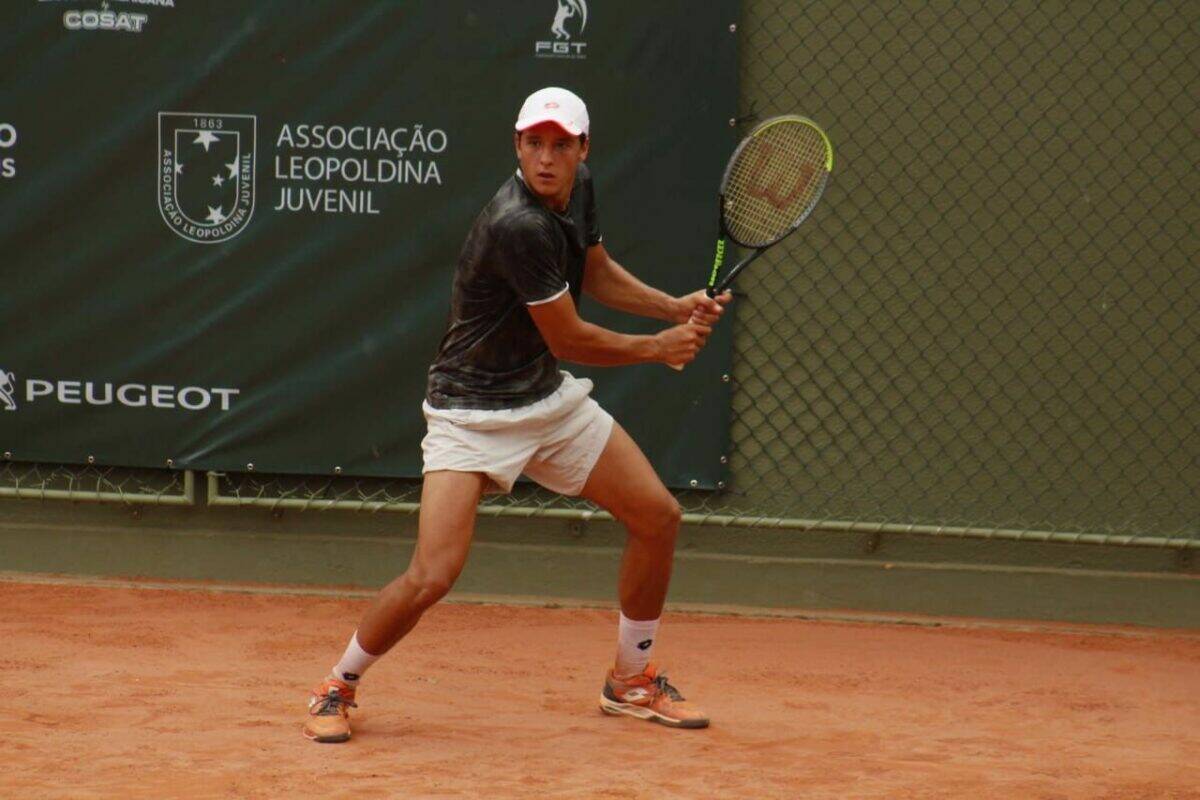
<box><xmin>1</xmin><ymin>578</ymin><xmax>1198</xmax><ymax>800</ymax></box>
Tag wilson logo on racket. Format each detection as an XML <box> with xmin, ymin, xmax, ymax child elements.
<box><xmin>746</xmin><ymin>148</ymin><xmax>818</xmax><ymax>211</ymax></box>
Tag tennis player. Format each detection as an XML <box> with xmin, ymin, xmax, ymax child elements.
<box><xmin>304</xmin><ymin>87</ymin><xmax>730</xmax><ymax>742</ymax></box>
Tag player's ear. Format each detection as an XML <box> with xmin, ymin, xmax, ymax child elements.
<box><xmin>513</xmin><ymin>131</ymin><xmax>522</xmax><ymax>158</ymax></box>
<box><xmin>580</xmin><ymin>134</ymin><xmax>590</xmax><ymax>161</ymax></box>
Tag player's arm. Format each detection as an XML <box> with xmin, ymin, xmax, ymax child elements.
<box><xmin>526</xmin><ymin>290</ymin><xmax>709</xmax><ymax>367</ymax></box>
<box><xmin>582</xmin><ymin>244</ymin><xmax>732</xmax><ymax>326</ymax></box>
<box><xmin>582</xmin><ymin>243</ymin><xmax>677</xmax><ymax>321</ymax></box>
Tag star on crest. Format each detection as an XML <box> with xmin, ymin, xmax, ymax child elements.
<box><xmin>205</xmin><ymin>205</ymin><xmax>227</xmax><ymax>225</ymax></box>
<box><xmin>193</xmin><ymin>131</ymin><xmax>220</xmax><ymax>151</ymax></box>
<box><xmin>212</xmin><ymin>174</ymin><xmax>225</xmax><ymax>187</ymax></box>
<box><xmin>225</xmin><ymin>160</ymin><xmax>238</xmax><ymax>179</ymax></box>
<box><xmin>175</xmin><ymin>162</ymin><xmax>184</xmax><ymax>175</ymax></box>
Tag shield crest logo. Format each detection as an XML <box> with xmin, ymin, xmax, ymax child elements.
<box><xmin>158</xmin><ymin>112</ymin><xmax>256</xmax><ymax>244</ymax></box>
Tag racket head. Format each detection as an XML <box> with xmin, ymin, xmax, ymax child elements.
<box><xmin>719</xmin><ymin>115</ymin><xmax>833</xmax><ymax>249</ymax></box>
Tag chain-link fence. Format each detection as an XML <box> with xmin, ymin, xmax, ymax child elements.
<box><xmin>0</xmin><ymin>461</ymin><xmax>193</xmax><ymax>505</ymax></box>
<box><xmin>722</xmin><ymin>0</ymin><xmax>1197</xmax><ymax>544</ymax></box>
<box><xmin>7</xmin><ymin>2</ymin><xmax>1199</xmax><ymax>547</ymax></box>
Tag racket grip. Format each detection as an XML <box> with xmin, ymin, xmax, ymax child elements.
<box><xmin>705</xmin><ymin>287</ymin><xmax>717</xmax><ymax>299</ymax></box>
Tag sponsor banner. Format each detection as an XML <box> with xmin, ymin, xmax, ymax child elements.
<box><xmin>0</xmin><ymin>1</ymin><xmax>737</xmax><ymax>486</ymax></box>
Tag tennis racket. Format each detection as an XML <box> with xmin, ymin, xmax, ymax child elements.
<box><xmin>670</xmin><ymin>115</ymin><xmax>833</xmax><ymax>369</ymax></box>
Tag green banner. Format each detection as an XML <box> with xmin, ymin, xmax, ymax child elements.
<box><xmin>0</xmin><ymin>1</ymin><xmax>738</xmax><ymax>487</ymax></box>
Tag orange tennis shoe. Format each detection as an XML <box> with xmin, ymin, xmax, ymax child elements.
<box><xmin>303</xmin><ymin>678</ymin><xmax>357</xmax><ymax>743</ymax></box>
<box><xmin>600</xmin><ymin>664</ymin><xmax>710</xmax><ymax>729</ymax></box>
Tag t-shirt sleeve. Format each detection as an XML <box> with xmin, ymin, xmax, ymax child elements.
<box><xmin>582</xmin><ymin>165</ymin><xmax>602</xmax><ymax>246</ymax></box>
<box><xmin>495</xmin><ymin>214</ymin><xmax>570</xmax><ymax>305</ymax></box>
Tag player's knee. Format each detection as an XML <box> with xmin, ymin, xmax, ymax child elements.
<box><xmin>663</xmin><ymin>497</ymin><xmax>683</xmax><ymax>533</ymax></box>
<box><xmin>416</xmin><ymin>574</ymin><xmax>454</xmax><ymax>607</ymax></box>
<box><xmin>629</xmin><ymin>495</ymin><xmax>682</xmax><ymax>542</ymax></box>
<box><xmin>406</xmin><ymin>565</ymin><xmax>459</xmax><ymax>608</ymax></box>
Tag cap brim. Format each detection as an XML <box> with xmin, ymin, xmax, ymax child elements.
<box><xmin>514</xmin><ymin>115</ymin><xmax>583</xmax><ymax>136</ymax></box>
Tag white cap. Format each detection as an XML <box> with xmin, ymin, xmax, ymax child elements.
<box><xmin>515</xmin><ymin>87</ymin><xmax>589</xmax><ymax>137</ymax></box>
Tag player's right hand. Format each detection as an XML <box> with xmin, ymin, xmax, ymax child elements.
<box><xmin>655</xmin><ymin>321</ymin><xmax>712</xmax><ymax>366</ymax></box>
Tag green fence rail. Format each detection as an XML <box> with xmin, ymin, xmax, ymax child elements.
<box><xmin>4</xmin><ymin>2</ymin><xmax>1198</xmax><ymax>548</ymax></box>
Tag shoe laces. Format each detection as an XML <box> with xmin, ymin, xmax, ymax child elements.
<box><xmin>313</xmin><ymin>687</ymin><xmax>357</xmax><ymax>716</ymax></box>
<box><xmin>652</xmin><ymin>672</ymin><xmax>685</xmax><ymax>702</ymax></box>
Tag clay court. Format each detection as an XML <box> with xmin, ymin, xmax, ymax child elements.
<box><xmin>2</xmin><ymin>577</ymin><xmax>1197</xmax><ymax>800</ymax></box>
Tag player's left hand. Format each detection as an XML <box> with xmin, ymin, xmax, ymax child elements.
<box><xmin>673</xmin><ymin>289</ymin><xmax>732</xmax><ymax>326</ymax></box>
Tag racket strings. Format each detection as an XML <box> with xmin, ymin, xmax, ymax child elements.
<box><xmin>727</xmin><ymin>130</ymin><xmax>822</xmax><ymax>243</ymax></box>
<box><xmin>723</xmin><ymin>120</ymin><xmax>828</xmax><ymax>248</ymax></box>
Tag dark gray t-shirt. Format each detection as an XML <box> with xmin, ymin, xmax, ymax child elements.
<box><xmin>425</xmin><ymin>163</ymin><xmax>602</xmax><ymax>409</ymax></box>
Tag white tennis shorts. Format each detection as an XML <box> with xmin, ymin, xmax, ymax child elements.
<box><xmin>421</xmin><ymin>371</ymin><xmax>614</xmax><ymax>496</ymax></box>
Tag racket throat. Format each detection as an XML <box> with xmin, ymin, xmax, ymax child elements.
<box><xmin>713</xmin><ymin>248</ymin><xmax>765</xmax><ymax>296</ymax></box>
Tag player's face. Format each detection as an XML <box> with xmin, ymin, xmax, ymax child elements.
<box><xmin>514</xmin><ymin>123</ymin><xmax>589</xmax><ymax>211</ymax></box>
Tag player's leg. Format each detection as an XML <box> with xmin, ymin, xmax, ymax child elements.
<box><xmin>303</xmin><ymin>470</ymin><xmax>487</xmax><ymax>743</ymax></box>
<box><xmin>356</xmin><ymin>469</ymin><xmax>488</xmax><ymax>653</ymax></box>
<box><xmin>581</xmin><ymin>422</ymin><xmax>681</xmax><ymax>623</ymax></box>
<box><xmin>578</xmin><ymin>422</ymin><xmax>709</xmax><ymax>728</ymax></box>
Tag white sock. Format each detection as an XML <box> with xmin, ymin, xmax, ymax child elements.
<box><xmin>332</xmin><ymin>632</ymin><xmax>380</xmax><ymax>685</ymax></box>
<box><xmin>614</xmin><ymin>613</ymin><xmax>660</xmax><ymax>677</ymax></box>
